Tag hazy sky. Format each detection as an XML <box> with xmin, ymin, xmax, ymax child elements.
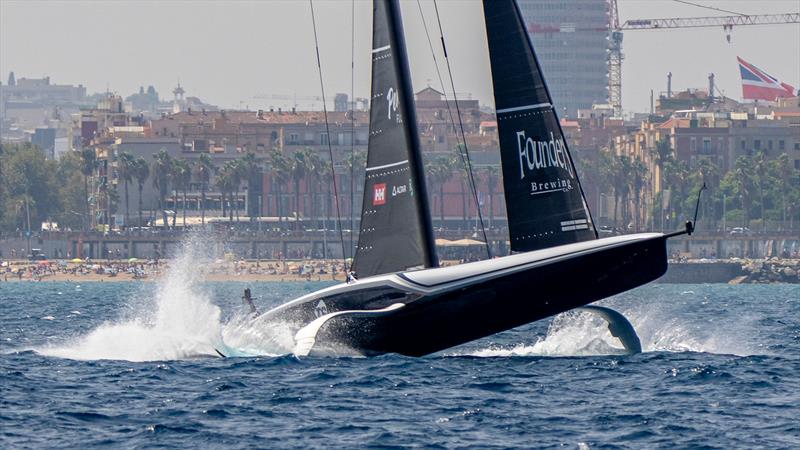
<box><xmin>1</xmin><ymin>0</ymin><xmax>798</xmax><ymax>114</ymax></box>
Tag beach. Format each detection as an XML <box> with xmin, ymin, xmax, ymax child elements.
<box><xmin>0</xmin><ymin>259</ymin><xmax>348</xmax><ymax>283</ymax></box>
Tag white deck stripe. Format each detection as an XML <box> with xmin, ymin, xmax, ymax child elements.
<box><xmin>496</xmin><ymin>102</ymin><xmax>551</xmax><ymax>114</ymax></box>
<box><xmin>372</xmin><ymin>45</ymin><xmax>391</xmax><ymax>53</ymax></box>
<box><xmin>365</xmin><ymin>159</ymin><xmax>409</xmax><ymax>172</ymax></box>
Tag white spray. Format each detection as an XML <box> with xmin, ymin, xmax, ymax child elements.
<box><xmin>36</xmin><ymin>234</ymin><xmax>291</xmax><ymax>362</ymax></box>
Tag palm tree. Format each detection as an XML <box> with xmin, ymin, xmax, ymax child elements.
<box><xmin>483</xmin><ymin>165</ymin><xmax>499</xmax><ymax>228</ymax></box>
<box><xmin>230</xmin><ymin>159</ymin><xmax>244</xmax><ymax>222</ymax></box>
<box><xmin>218</xmin><ymin>160</ymin><xmax>242</xmax><ymax>222</ymax></box>
<box><xmin>690</xmin><ymin>157</ymin><xmax>719</xmax><ymax>231</ymax></box>
<box><xmin>303</xmin><ymin>148</ymin><xmax>323</xmax><ymax>227</ymax></box>
<box><xmin>427</xmin><ymin>155</ymin><xmax>455</xmax><ymax>226</ymax></box>
<box><xmin>79</xmin><ymin>148</ymin><xmax>97</xmax><ymax>230</ymax></box>
<box><xmin>152</xmin><ymin>149</ymin><xmax>173</xmax><ymax>229</ymax></box>
<box><xmin>172</xmin><ymin>159</ymin><xmax>192</xmax><ymax>228</ymax></box>
<box><xmin>628</xmin><ymin>159</ymin><xmax>648</xmax><ymax>231</ymax></box>
<box><xmin>317</xmin><ymin>161</ymin><xmax>335</xmax><ymax>258</ymax></box>
<box><xmin>270</xmin><ymin>150</ymin><xmax>291</xmax><ymax>229</ymax></box>
<box><xmin>215</xmin><ymin>164</ymin><xmax>231</xmax><ymax>221</ymax></box>
<box><xmin>342</xmin><ymin>150</ymin><xmax>366</xmax><ymax>226</ymax></box>
<box><xmin>610</xmin><ymin>154</ymin><xmax>631</xmax><ymax>229</ymax></box>
<box><xmin>754</xmin><ymin>151</ymin><xmax>769</xmax><ymax>231</ymax></box>
<box><xmin>769</xmin><ymin>153</ymin><xmax>793</xmax><ymax>230</ymax></box>
<box><xmin>240</xmin><ymin>152</ymin><xmax>263</xmax><ymax>222</ymax></box>
<box><xmin>116</xmin><ymin>152</ymin><xmax>136</xmax><ymax>228</ymax></box>
<box><xmin>733</xmin><ymin>156</ymin><xmax>755</xmax><ymax>227</ymax></box>
<box><xmin>194</xmin><ymin>153</ymin><xmax>214</xmax><ymax>225</ymax></box>
<box><xmin>651</xmin><ymin>137</ymin><xmax>673</xmax><ymax>187</ymax></box>
<box><xmin>596</xmin><ymin>150</ymin><xmax>615</xmax><ymax>222</ymax></box>
<box><xmin>133</xmin><ymin>157</ymin><xmax>149</xmax><ymax>229</ymax></box>
<box><xmin>290</xmin><ymin>150</ymin><xmax>311</xmax><ymax>228</ymax></box>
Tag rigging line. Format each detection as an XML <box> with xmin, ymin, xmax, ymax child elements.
<box><xmin>417</xmin><ymin>0</ymin><xmax>490</xmax><ymax>260</ymax></box>
<box><xmin>671</xmin><ymin>0</ymin><xmax>746</xmax><ymax>16</ymax></box>
<box><xmin>416</xmin><ymin>0</ymin><xmax>488</xmax><ymax>257</ymax></box>
<box><xmin>430</xmin><ymin>0</ymin><xmax>492</xmax><ymax>258</ymax></box>
<box><xmin>349</xmin><ymin>0</ymin><xmax>356</xmax><ymax>263</ymax></box>
<box><xmin>310</xmin><ymin>0</ymin><xmax>348</xmax><ymax>273</ymax></box>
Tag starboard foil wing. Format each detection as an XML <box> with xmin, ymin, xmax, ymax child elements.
<box><xmin>352</xmin><ymin>0</ymin><xmax>437</xmax><ymax>278</ymax></box>
<box><xmin>483</xmin><ymin>0</ymin><xmax>597</xmax><ymax>253</ymax></box>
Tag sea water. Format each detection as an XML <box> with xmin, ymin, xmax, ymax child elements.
<box><xmin>1</xmin><ymin>251</ymin><xmax>798</xmax><ymax>448</ymax></box>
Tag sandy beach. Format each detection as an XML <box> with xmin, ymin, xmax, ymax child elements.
<box><xmin>0</xmin><ymin>259</ymin><xmax>348</xmax><ymax>283</ymax></box>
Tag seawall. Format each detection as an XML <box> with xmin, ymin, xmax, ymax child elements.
<box><xmin>659</xmin><ymin>260</ymin><xmax>799</xmax><ymax>284</ymax></box>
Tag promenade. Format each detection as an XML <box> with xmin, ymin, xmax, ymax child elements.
<box><xmin>2</xmin><ymin>229</ymin><xmax>798</xmax><ymax>261</ymax></box>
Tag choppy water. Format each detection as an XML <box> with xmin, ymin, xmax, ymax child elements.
<box><xmin>2</xmin><ymin>252</ymin><xmax>799</xmax><ymax>448</ymax></box>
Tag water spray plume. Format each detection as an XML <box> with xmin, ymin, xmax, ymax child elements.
<box><xmin>36</xmin><ymin>233</ymin><xmax>292</xmax><ymax>362</ymax></box>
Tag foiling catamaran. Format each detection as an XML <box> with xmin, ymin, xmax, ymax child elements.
<box><xmin>242</xmin><ymin>0</ymin><xmax>696</xmax><ymax>357</ymax></box>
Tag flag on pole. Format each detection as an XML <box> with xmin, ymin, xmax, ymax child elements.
<box><xmin>738</xmin><ymin>56</ymin><xmax>796</xmax><ymax>102</ymax></box>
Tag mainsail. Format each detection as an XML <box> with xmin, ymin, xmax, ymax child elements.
<box><xmin>352</xmin><ymin>0</ymin><xmax>437</xmax><ymax>278</ymax></box>
<box><xmin>483</xmin><ymin>0</ymin><xmax>597</xmax><ymax>253</ymax></box>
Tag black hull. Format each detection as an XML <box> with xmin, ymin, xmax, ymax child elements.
<box><xmin>259</xmin><ymin>234</ymin><xmax>668</xmax><ymax>357</ymax></box>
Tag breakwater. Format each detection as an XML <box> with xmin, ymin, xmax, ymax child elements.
<box><xmin>661</xmin><ymin>259</ymin><xmax>799</xmax><ymax>284</ymax></box>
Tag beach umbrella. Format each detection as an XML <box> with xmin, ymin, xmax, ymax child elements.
<box><xmin>128</xmin><ymin>257</ymin><xmax>139</xmax><ymax>263</ymax></box>
<box><xmin>70</xmin><ymin>258</ymin><xmax>83</xmax><ymax>263</ymax></box>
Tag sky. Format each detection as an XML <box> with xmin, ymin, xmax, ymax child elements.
<box><xmin>1</xmin><ymin>0</ymin><xmax>798</xmax><ymax>115</ymax></box>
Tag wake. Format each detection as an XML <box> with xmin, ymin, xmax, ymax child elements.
<box><xmin>462</xmin><ymin>293</ymin><xmax>763</xmax><ymax>358</ymax></box>
<box><xmin>35</xmin><ymin>235</ymin><xmax>292</xmax><ymax>362</ymax></box>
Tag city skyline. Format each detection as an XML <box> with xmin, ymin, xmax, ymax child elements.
<box><xmin>1</xmin><ymin>0</ymin><xmax>798</xmax><ymax>115</ymax></box>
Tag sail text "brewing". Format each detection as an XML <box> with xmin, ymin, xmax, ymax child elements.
<box><xmin>516</xmin><ymin>131</ymin><xmax>574</xmax><ymax>179</ymax></box>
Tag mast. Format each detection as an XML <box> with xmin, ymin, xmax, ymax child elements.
<box><xmin>385</xmin><ymin>0</ymin><xmax>437</xmax><ymax>270</ymax></box>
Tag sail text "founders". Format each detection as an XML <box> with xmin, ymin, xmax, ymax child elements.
<box><xmin>516</xmin><ymin>131</ymin><xmax>574</xmax><ymax>179</ymax></box>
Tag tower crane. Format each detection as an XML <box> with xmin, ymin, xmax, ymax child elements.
<box><xmin>607</xmin><ymin>0</ymin><xmax>799</xmax><ymax>117</ymax></box>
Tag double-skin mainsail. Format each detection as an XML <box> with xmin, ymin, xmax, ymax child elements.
<box><xmin>484</xmin><ymin>0</ymin><xmax>597</xmax><ymax>252</ymax></box>
<box><xmin>352</xmin><ymin>0</ymin><xmax>437</xmax><ymax>278</ymax></box>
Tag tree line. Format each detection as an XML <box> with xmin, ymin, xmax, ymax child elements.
<box><xmin>585</xmin><ymin>138</ymin><xmax>800</xmax><ymax>233</ymax></box>
<box><xmin>2</xmin><ymin>140</ymin><xmax>797</xmax><ymax>234</ymax></box>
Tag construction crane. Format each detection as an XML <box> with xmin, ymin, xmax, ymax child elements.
<box><xmin>607</xmin><ymin>0</ymin><xmax>799</xmax><ymax>117</ymax></box>
<box><xmin>621</xmin><ymin>13</ymin><xmax>800</xmax><ymax>30</ymax></box>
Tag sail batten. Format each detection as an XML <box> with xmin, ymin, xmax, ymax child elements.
<box><xmin>352</xmin><ymin>0</ymin><xmax>436</xmax><ymax>278</ymax></box>
<box><xmin>484</xmin><ymin>0</ymin><xmax>596</xmax><ymax>253</ymax></box>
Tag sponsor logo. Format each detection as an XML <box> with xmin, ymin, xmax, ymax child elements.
<box><xmin>531</xmin><ymin>178</ymin><xmax>573</xmax><ymax>196</ymax></box>
<box><xmin>373</xmin><ymin>183</ymin><xmax>387</xmax><ymax>205</ymax></box>
<box><xmin>386</xmin><ymin>87</ymin><xmax>399</xmax><ymax>120</ymax></box>
<box><xmin>515</xmin><ymin>131</ymin><xmax>575</xmax><ymax>180</ymax></box>
<box><xmin>391</xmin><ymin>184</ymin><xmax>407</xmax><ymax>196</ymax></box>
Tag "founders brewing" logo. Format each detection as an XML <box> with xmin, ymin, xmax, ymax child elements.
<box><xmin>515</xmin><ymin>131</ymin><xmax>575</xmax><ymax>180</ymax></box>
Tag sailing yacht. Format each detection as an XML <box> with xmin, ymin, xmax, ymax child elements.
<box><xmin>250</xmin><ymin>0</ymin><xmax>690</xmax><ymax>357</ymax></box>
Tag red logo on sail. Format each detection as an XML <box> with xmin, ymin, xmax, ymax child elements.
<box><xmin>373</xmin><ymin>183</ymin><xmax>387</xmax><ymax>206</ymax></box>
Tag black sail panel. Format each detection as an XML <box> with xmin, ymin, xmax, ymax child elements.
<box><xmin>352</xmin><ymin>0</ymin><xmax>435</xmax><ymax>278</ymax></box>
<box><xmin>483</xmin><ymin>0</ymin><xmax>596</xmax><ymax>253</ymax></box>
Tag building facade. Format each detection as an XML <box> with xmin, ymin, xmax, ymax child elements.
<box><xmin>516</xmin><ymin>0</ymin><xmax>610</xmax><ymax>118</ymax></box>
